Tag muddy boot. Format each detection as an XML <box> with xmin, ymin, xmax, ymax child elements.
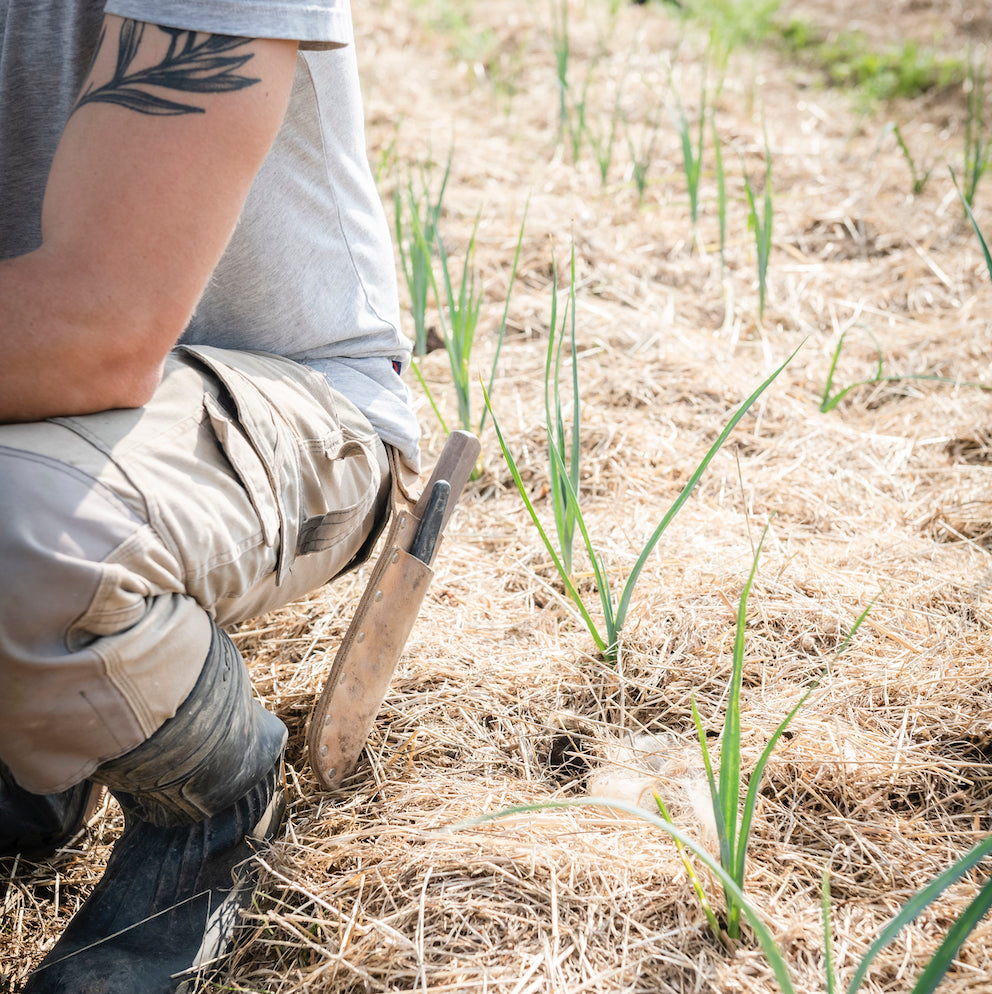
<box><xmin>0</xmin><ymin>763</ymin><xmax>102</xmax><ymax>860</ymax></box>
<box><xmin>22</xmin><ymin>622</ymin><xmax>288</xmax><ymax>994</ymax></box>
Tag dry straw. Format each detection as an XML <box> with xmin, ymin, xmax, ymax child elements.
<box><xmin>7</xmin><ymin>1</ymin><xmax>992</xmax><ymax>992</ymax></box>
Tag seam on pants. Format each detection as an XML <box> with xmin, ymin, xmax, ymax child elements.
<box><xmin>47</xmin><ymin>413</ymin><xmax>194</xmax><ymax>578</ymax></box>
<box><xmin>53</xmin><ymin>368</ymin><xmax>279</xmax><ymax>603</ymax></box>
<box><xmin>0</xmin><ymin>445</ymin><xmax>143</xmax><ymax>528</ymax></box>
<box><xmin>66</xmin><ymin>526</ymin><xmax>182</xmax><ymax>649</ymax></box>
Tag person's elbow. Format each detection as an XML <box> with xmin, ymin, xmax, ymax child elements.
<box><xmin>0</xmin><ymin>244</ymin><xmax>188</xmax><ymax>420</ymax></box>
<box><xmin>86</xmin><ymin>308</ymin><xmax>182</xmax><ymax>411</ymax></box>
<box><xmin>50</xmin><ymin>294</ymin><xmax>184</xmax><ymax>415</ymax></box>
<box><xmin>108</xmin><ymin>345</ymin><xmax>168</xmax><ymax>410</ymax></box>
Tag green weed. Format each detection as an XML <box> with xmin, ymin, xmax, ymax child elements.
<box><xmin>819</xmin><ymin>326</ymin><xmax>992</xmax><ymax>413</ymax></box>
<box><xmin>675</xmin><ymin>2</ymin><xmax>963</xmax><ymax>103</ymax></box>
<box><xmin>888</xmin><ymin>122</ymin><xmax>935</xmax><ymax>196</ymax></box>
<box><xmin>677</xmin><ymin>7</ymin><xmax>965</xmax><ymax>102</ymax></box>
<box><xmin>781</xmin><ymin>22</ymin><xmax>964</xmax><ymax>103</ymax></box>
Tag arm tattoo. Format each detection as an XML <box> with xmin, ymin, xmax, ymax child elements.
<box><xmin>75</xmin><ymin>20</ymin><xmax>260</xmax><ymax>117</ymax></box>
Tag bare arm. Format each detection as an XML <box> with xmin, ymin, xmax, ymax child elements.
<box><xmin>0</xmin><ymin>16</ymin><xmax>299</xmax><ymax>422</ymax></box>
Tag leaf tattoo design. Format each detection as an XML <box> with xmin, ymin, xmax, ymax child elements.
<box><xmin>75</xmin><ymin>20</ymin><xmax>260</xmax><ymax>116</ymax></box>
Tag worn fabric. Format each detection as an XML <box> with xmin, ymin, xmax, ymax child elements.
<box><xmin>0</xmin><ymin>0</ymin><xmax>421</xmax><ymax>468</ymax></box>
<box><xmin>0</xmin><ymin>347</ymin><xmax>390</xmax><ymax>795</ymax></box>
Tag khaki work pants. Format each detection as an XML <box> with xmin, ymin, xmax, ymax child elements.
<box><xmin>0</xmin><ymin>346</ymin><xmax>392</xmax><ymax>794</ymax></box>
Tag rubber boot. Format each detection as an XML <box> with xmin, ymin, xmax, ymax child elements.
<box><xmin>22</xmin><ymin>622</ymin><xmax>288</xmax><ymax>994</ymax></box>
<box><xmin>0</xmin><ymin>763</ymin><xmax>101</xmax><ymax>860</ymax></box>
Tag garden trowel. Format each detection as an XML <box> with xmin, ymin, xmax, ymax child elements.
<box><xmin>307</xmin><ymin>429</ymin><xmax>480</xmax><ymax>790</ymax></box>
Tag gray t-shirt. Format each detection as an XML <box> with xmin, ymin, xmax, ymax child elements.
<box><xmin>0</xmin><ymin>0</ymin><xmax>421</xmax><ymax>469</ymax></box>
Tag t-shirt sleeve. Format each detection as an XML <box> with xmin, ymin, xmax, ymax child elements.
<box><xmin>103</xmin><ymin>0</ymin><xmax>353</xmax><ymax>49</ymax></box>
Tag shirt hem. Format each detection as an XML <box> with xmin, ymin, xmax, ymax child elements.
<box><xmin>104</xmin><ymin>1</ymin><xmax>353</xmax><ymax>46</ymax></box>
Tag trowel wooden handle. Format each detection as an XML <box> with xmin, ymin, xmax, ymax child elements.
<box><xmin>413</xmin><ymin>430</ymin><xmax>480</xmax><ymax>537</ymax></box>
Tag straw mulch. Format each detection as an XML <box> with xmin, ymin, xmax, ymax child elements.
<box><xmin>5</xmin><ymin>1</ymin><xmax>992</xmax><ymax>991</ymax></box>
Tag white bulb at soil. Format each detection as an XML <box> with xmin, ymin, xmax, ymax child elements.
<box><xmin>586</xmin><ymin>731</ymin><xmax>718</xmax><ymax>849</ymax></box>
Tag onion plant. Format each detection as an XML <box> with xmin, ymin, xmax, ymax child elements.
<box><xmin>432</xmin><ymin>216</ymin><xmax>484</xmax><ymax>434</ymax></box>
<box><xmin>658</xmin><ymin>526</ymin><xmax>872</xmax><ymax>942</ymax></box>
<box><xmin>653</xmin><ymin>526</ymin><xmax>992</xmax><ymax>987</ymax></box>
<box><xmin>961</xmin><ymin>58</ymin><xmax>990</xmax><ymax>210</ymax></box>
<box><xmin>588</xmin><ymin>73</ymin><xmax>625</xmax><ymax>185</ymax></box>
<box><xmin>484</xmin><ymin>244</ymin><xmax>797</xmax><ymax>663</ymax></box>
<box><xmin>394</xmin><ymin>152</ymin><xmax>452</xmax><ymax>357</ymax></box>
<box><xmin>713</xmin><ymin>116</ymin><xmax>727</xmax><ymax>268</ymax></box>
<box><xmin>889</xmin><ymin>122</ymin><xmax>934</xmax><ymax>196</ymax></box>
<box><xmin>461</xmin><ymin>535</ymin><xmax>992</xmax><ymax>991</ymax></box>
<box><xmin>460</xmin><ymin>799</ymin><xmax>992</xmax><ymax>994</ymax></box>
<box><xmin>549</xmin><ymin>0</ymin><xmax>623</xmax><ymax>172</ymax></box>
<box><xmin>674</xmin><ymin>73</ymin><xmax>708</xmax><ymax>249</ymax></box>
<box><xmin>743</xmin><ymin>134</ymin><xmax>773</xmax><ymax>322</ymax></box>
<box><xmin>411</xmin><ymin>201</ymin><xmax>527</xmax><ymax>449</ymax></box>
<box><xmin>671</xmin><ymin>65</ymin><xmax>727</xmax><ymax>252</ymax></box>
<box><xmin>548</xmin><ymin>0</ymin><xmax>594</xmax><ymax>161</ymax></box>
<box><xmin>550</xmin><ymin>0</ymin><xmax>570</xmax><ymax>138</ymax></box>
<box><xmin>544</xmin><ymin>247</ymin><xmax>581</xmax><ymax>577</ymax></box>
<box><xmin>954</xmin><ymin>165</ymin><xmax>992</xmax><ymax>280</ymax></box>
<box><xmin>625</xmin><ymin>96</ymin><xmax>664</xmax><ymax>202</ymax></box>
<box><xmin>821</xmin><ymin>205</ymin><xmax>992</xmax><ymax>403</ymax></box>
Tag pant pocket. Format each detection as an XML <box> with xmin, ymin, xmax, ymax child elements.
<box><xmin>202</xmin><ymin>393</ymin><xmax>282</xmax><ymax>556</ymax></box>
<box><xmin>177</xmin><ymin>345</ymin><xmax>302</xmax><ymax>588</ymax></box>
<box><xmin>179</xmin><ymin>344</ymin><xmax>387</xmax><ymax>601</ymax></box>
<box><xmin>299</xmin><ymin>438</ymin><xmax>385</xmax><ymax>549</ymax></box>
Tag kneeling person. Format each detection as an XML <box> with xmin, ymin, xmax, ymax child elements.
<box><xmin>0</xmin><ymin>3</ymin><xmax>420</xmax><ymax>990</ymax></box>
